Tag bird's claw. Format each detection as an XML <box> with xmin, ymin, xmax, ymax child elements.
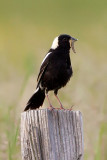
<box><xmin>60</xmin><ymin>105</ymin><xmax>65</xmax><ymax>110</ymax></box>
<box><xmin>48</xmin><ymin>105</ymin><xmax>55</xmax><ymax>111</ymax></box>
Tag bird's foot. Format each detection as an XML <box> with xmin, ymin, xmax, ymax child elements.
<box><xmin>60</xmin><ymin>105</ymin><xmax>65</xmax><ymax>110</ymax></box>
<box><xmin>48</xmin><ymin>105</ymin><xmax>55</xmax><ymax>111</ymax></box>
<box><xmin>48</xmin><ymin>105</ymin><xmax>58</xmax><ymax>117</ymax></box>
<box><xmin>55</xmin><ymin>105</ymin><xmax>74</xmax><ymax>110</ymax></box>
<box><xmin>66</xmin><ymin>105</ymin><xmax>74</xmax><ymax>111</ymax></box>
<box><xmin>54</xmin><ymin>105</ymin><xmax>65</xmax><ymax>110</ymax></box>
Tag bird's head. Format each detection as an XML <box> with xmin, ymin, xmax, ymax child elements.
<box><xmin>51</xmin><ymin>34</ymin><xmax>78</xmax><ymax>53</ymax></box>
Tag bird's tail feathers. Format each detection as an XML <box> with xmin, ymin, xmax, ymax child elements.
<box><xmin>24</xmin><ymin>87</ymin><xmax>45</xmax><ymax>111</ymax></box>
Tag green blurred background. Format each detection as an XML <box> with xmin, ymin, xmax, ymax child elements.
<box><xmin>0</xmin><ymin>0</ymin><xmax>107</xmax><ymax>159</ymax></box>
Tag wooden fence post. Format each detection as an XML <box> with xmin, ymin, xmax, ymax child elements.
<box><xmin>21</xmin><ymin>109</ymin><xmax>84</xmax><ymax>160</ymax></box>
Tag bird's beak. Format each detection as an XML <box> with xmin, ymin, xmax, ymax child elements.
<box><xmin>70</xmin><ymin>36</ymin><xmax>78</xmax><ymax>53</ymax></box>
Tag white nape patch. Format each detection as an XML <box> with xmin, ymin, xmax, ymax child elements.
<box><xmin>51</xmin><ymin>36</ymin><xmax>59</xmax><ymax>49</ymax></box>
<box><xmin>41</xmin><ymin>52</ymin><xmax>51</xmax><ymax>65</ymax></box>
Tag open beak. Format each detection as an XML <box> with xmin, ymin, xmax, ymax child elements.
<box><xmin>70</xmin><ymin>36</ymin><xmax>78</xmax><ymax>53</ymax></box>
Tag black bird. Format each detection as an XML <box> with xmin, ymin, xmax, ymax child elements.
<box><xmin>24</xmin><ymin>34</ymin><xmax>77</xmax><ymax>111</ymax></box>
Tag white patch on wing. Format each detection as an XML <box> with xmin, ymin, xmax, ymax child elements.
<box><xmin>34</xmin><ymin>87</ymin><xmax>39</xmax><ymax>93</ymax></box>
<box><xmin>51</xmin><ymin>36</ymin><xmax>59</xmax><ymax>49</ymax></box>
<box><xmin>41</xmin><ymin>52</ymin><xmax>51</xmax><ymax>65</ymax></box>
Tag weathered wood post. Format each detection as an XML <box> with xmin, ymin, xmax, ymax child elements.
<box><xmin>21</xmin><ymin>109</ymin><xmax>83</xmax><ymax>160</ymax></box>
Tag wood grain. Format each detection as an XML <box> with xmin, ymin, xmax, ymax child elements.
<box><xmin>21</xmin><ymin>109</ymin><xmax>83</xmax><ymax>160</ymax></box>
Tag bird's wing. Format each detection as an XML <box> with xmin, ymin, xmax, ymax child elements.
<box><xmin>36</xmin><ymin>52</ymin><xmax>52</xmax><ymax>88</ymax></box>
<box><xmin>36</xmin><ymin>63</ymin><xmax>49</xmax><ymax>88</ymax></box>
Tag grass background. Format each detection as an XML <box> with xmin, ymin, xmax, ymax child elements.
<box><xmin>0</xmin><ymin>0</ymin><xmax>107</xmax><ymax>159</ymax></box>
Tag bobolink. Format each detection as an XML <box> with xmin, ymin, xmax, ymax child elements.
<box><xmin>24</xmin><ymin>34</ymin><xmax>77</xmax><ymax>111</ymax></box>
